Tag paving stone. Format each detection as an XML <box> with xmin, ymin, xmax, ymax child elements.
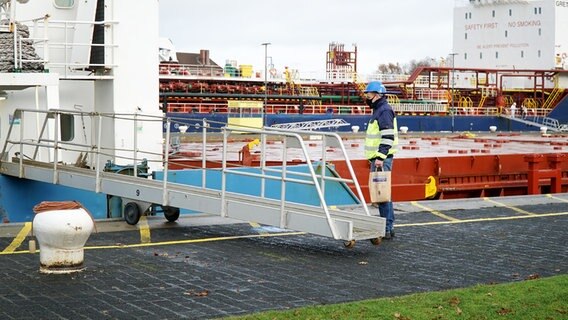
<box><xmin>0</xmin><ymin>200</ymin><xmax>566</xmax><ymax>319</ymax></box>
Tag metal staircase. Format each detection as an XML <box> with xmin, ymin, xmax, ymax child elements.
<box><xmin>501</xmin><ymin>114</ymin><xmax>568</xmax><ymax>132</ymax></box>
<box><xmin>542</xmin><ymin>86</ymin><xmax>564</xmax><ymax>109</ymax></box>
<box><xmin>0</xmin><ymin>109</ymin><xmax>385</xmax><ymax>246</ymax></box>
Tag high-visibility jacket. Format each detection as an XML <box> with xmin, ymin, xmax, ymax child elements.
<box><xmin>365</xmin><ymin>99</ymin><xmax>398</xmax><ymax>160</ymax></box>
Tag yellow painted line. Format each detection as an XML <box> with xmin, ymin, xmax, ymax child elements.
<box><xmin>249</xmin><ymin>221</ymin><xmax>269</xmax><ymax>235</ymax></box>
<box><xmin>249</xmin><ymin>222</ymin><xmax>261</xmax><ymax>228</ymax></box>
<box><xmin>85</xmin><ymin>231</ymin><xmax>307</xmax><ymax>250</ymax></box>
<box><xmin>0</xmin><ymin>231</ymin><xmax>307</xmax><ymax>255</ymax></box>
<box><xmin>411</xmin><ymin>201</ymin><xmax>459</xmax><ymax>221</ymax></box>
<box><xmin>396</xmin><ymin>211</ymin><xmax>568</xmax><ymax>228</ymax></box>
<box><xmin>546</xmin><ymin>194</ymin><xmax>568</xmax><ymax>203</ymax></box>
<box><xmin>483</xmin><ymin>197</ymin><xmax>535</xmax><ymax>216</ymax></box>
<box><xmin>139</xmin><ymin>216</ymin><xmax>151</xmax><ymax>243</ymax></box>
<box><xmin>2</xmin><ymin>222</ymin><xmax>32</xmax><ymax>253</ymax></box>
<box><xmin>2</xmin><ymin>210</ymin><xmax>567</xmax><ymax>255</ymax></box>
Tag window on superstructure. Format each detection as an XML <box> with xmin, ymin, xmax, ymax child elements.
<box><xmin>538</xmin><ymin>50</ymin><xmax>541</xmax><ymax>58</ymax></box>
<box><xmin>538</xmin><ymin>7</ymin><xmax>542</xmax><ymax>14</ymax></box>
<box><xmin>480</xmin><ymin>52</ymin><xmax>483</xmax><ymax>59</ymax></box>
<box><xmin>492</xmin><ymin>10</ymin><xmax>495</xmax><ymax>18</ymax></box>
<box><xmin>509</xmin><ymin>9</ymin><xmax>512</xmax><ymax>16</ymax></box>
<box><xmin>464</xmin><ymin>53</ymin><xmax>468</xmax><ymax>60</ymax></box>
<box><xmin>538</xmin><ymin>28</ymin><xmax>541</xmax><ymax>36</ymax></box>
<box><xmin>496</xmin><ymin>51</ymin><xmax>499</xmax><ymax>59</ymax></box>
<box><xmin>534</xmin><ymin>7</ymin><xmax>537</xmax><ymax>14</ymax></box>
<box><xmin>53</xmin><ymin>0</ymin><xmax>74</xmax><ymax>8</ymax></box>
<box><xmin>465</xmin><ymin>33</ymin><xmax>468</xmax><ymax>40</ymax></box>
<box><xmin>505</xmin><ymin>30</ymin><xmax>508</xmax><ymax>38</ymax></box>
<box><xmin>521</xmin><ymin>51</ymin><xmax>524</xmax><ymax>58</ymax></box>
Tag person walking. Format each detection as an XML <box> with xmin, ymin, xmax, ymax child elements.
<box><xmin>364</xmin><ymin>81</ymin><xmax>398</xmax><ymax>239</ymax></box>
<box><xmin>510</xmin><ymin>102</ymin><xmax>517</xmax><ymax>118</ymax></box>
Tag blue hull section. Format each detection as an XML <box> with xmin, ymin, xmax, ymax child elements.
<box><xmin>153</xmin><ymin>164</ymin><xmax>359</xmax><ymax>214</ymax></box>
<box><xmin>166</xmin><ymin>113</ymin><xmax>540</xmax><ymax>133</ymax></box>
<box><xmin>0</xmin><ymin>175</ymin><xmax>107</xmax><ymax>223</ymax></box>
<box><xmin>0</xmin><ymin>164</ymin><xmax>360</xmax><ymax>222</ymax></box>
<box><xmin>548</xmin><ymin>94</ymin><xmax>568</xmax><ymax>123</ymax></box>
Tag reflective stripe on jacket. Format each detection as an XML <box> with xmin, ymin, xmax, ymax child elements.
<box><xmin>365</xmin><ymin>100</ymin><xmax>398</xmax><ymax>160</ymax></box>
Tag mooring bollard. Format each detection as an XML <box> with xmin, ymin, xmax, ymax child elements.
<box><xmin>32</xmin><ymin>201</ymin><xmax>94</xmax><ymax>274</ymax></box>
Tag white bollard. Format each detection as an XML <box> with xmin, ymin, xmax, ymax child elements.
<box><xmin>351</xmin><ymin>125</ymin><xmax>360</xmax><ymax>133</ymax></box>
<box><xmin>489</xmin><ymin>126</ymin><xmax>497</xmax><ymax>132</ymax></box>
<box><xmin>178</xmin><ymin>125</ymin><xmax>188</xmax><ymax>133</ymax></box>
<box><xmin>400</xmin><ymin>126</ymin><xmax>409</xmax><ymax>134</ymax></box>
<box><xmin>540</xmin><ymin>127</ymin><xmax>548</xmax><ymax>135</ymax></box>
<box><xmin>33</xmin><ymin>207</ymin><xmax>94</xmax><ymax>274</ymax></box>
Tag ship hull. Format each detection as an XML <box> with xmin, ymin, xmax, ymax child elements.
<box><xmin>165</xmin><ymin>113</ymin><xmax>540</xmax><ymax>133</ymax></box>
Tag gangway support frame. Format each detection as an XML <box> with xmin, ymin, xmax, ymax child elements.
<box><xmin>0</xmin><ymin>108</ymin><xmax>386</xmax><ymax>246</ymax></box>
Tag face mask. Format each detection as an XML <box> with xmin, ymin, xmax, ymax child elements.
<box><xmin>366</xmin><ymin>98</ymin><xmax>374</xmax><ymax>107</ymax></box>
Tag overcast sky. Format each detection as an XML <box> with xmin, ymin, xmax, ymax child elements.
<box><xmin>159</xmin><ymin>0</ymin><xmax>456</xmax><ymax>76</ymax></box>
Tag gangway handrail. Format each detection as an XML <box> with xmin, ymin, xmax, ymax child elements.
<box><xmin>270</xmin><ymin>119</ymin><xmax>351</xmax><ymax>130</ymax></box>
<box><xmin>264</xmin><ymin>126</ymin><xmax>372</xmax><ymax>217</ymax></box>
<box><xmin>501</xmin><ymin>113</ymin><xmax>567</xmax><ymax>132</ymax></box>
<box><xmin>220</xmin><ymin>126</ymin><xmax>347</xmax><ymax>238</ymax></box>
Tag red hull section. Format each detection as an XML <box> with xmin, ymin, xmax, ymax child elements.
<box><xmin>332</xmin><ymin>153</ymin><xmax>568</xmax><ymax>202</ymax></box>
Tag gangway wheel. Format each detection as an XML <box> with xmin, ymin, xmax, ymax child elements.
<box><xmin>343</xmin><ymin>240</ymin><xmax>356</xmax><ymax>249</ymax></box>
<box><xmin>163</xmin><ymin>206</ymin><xmax>180</xmax><ymax>222</ymax></box>
<box><xmin>370</xmin><ymin>238</ymin><xmax>382</xmax><ymax>246</ymax></box>
<box><xmin>124</xmin><ymin>202</ymin><xmax>141</xmax><ymax>225</ymax></box>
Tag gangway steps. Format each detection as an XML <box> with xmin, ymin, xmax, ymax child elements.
<box><xmin>501</xmin><ymin>115</ymin><xmax>568</xmax><ymax>132</ymax></box>
<box><xmin>0</xmin><ymin>160</ymin><xmax>384</xmax><ymax>242</ymax></box>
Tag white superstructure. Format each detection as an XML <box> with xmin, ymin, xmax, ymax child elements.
<box><xmin>453</xmin><ymin>0</ymin><xmax>568</xmax><ymax>70</ymax></box>
<box><xmin>0</xmin><ymin>0</ymin><xmax>162</xmax><ymax>167</ymax></box>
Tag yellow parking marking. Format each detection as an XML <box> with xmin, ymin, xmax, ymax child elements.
<box><xmin>411</xmin><ymin>201</ymin><xmax>459</xmax><ymax>221</ymax></box>
<box><xmin>0</xmin><ymin>231</ymin><xmax>306</xmax><ymax>255</ymax></box>
<box><xmin>483</xmin><ymin>197</ymin><xmax>535</xmax><ymax>215</ymax></box>
<box><xmin>397</xmin><ymin>211</ymin><xmax>568</xmax><ymax>228</ymax></box>
<box><xmin>87</xmin><ymin>231</ymin><xmax>306</xmax><ymax>250</ymax></box>
<box><xmin>2</xmin><ymin>222</ymin><xmax>32</xmax><ymax>253</ymax></box>
<box><xmin>249</xmin><ymin>221</ymin><xmax>269</xmax><ymax>235</ymax></box>
<box><xmin>546</xmin><ymin>194</ymin><xmax>568</xmax><ymax>203</ymax></box>
<box><xmin>1</xmin><ymin>210</ymin><xmax>566</xmax><ymax>255</ymax></box>
<box><xmin>139</xmin><ymin>216</ymin><xmax>151</xmax><ymax>243</ymax></box>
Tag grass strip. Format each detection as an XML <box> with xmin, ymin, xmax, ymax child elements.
<box><xmin>224</xmin><ymin>274</ymin><xmax>567</xmax><ymax>319</ymax></box>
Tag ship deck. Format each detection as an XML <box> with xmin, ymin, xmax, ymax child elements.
<box><xmin>1</xmin><ymin>194</ymin><xmax>566</xmax><ymax>319</ymax></box>
<box><xmin>171</xmin><ymin>131</ymin><xmax>568</xmax><ymax>163</ymax></box>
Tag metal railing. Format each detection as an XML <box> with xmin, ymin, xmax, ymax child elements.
<box><xmin>165</xmin><ymin>101</ymin><xmax>540</xmax><ymax>116</ymax></box>
<box><xmin>16</xmin><ymin>17</ymin><xmax>119</xmax><ymax>78</ymax></box>
<box><xmin>1</xmin><ymin>109</ymin><xmax>372</xmax><ymax>239</ymax></box>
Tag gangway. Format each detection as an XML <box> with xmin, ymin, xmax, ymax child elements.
<box><xmin>270</xmin><ymin>119</ymin><xmax>351</xmax><ymax>131</ymax></box>
<box><xmin>0</xmin><ymin>109</ymin><xmax>385</xmax><ymax>247</ymax></box>
<box><xmin>501</xmin><ymin>114</ymin><xmax>568</xmax><ymax>132</ymax></box>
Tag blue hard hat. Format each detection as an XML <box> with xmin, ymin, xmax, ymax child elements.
<box><xmin>364</xmin><ymin>81</ymin><xmax>386</xmax><ymax>94</ymax></box>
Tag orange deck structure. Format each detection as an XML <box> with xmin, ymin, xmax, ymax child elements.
<box><xmin>168</xmin><ymin>133</ymin><xmax>568</xmax><ymax>202</ymax></box>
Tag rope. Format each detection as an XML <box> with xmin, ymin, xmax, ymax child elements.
<box><xmin>32</xmin><ymin>201</ymin><xmax>97</xmax><ymax>233</ymax></box>
<box><xmin>33</xmin><ymin>201</ymin><xmax>83</xmax><ymax>213</ymax></box>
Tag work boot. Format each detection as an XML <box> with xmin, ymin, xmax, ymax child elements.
<box><xmin>383</xmin><ymin>231</ymin><xmax>392</xmax><ymax>240</ymax></box>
